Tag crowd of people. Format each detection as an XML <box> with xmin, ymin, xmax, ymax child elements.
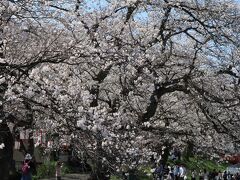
<box><xmin>152</xmin><ymin>163</ymin><xmax>187</xmax><ymax>180</ymax></box>
<box><xmin>152</xmin><ymin>164</ymin><xmax>240</xmax><ymax>180</ymax></box>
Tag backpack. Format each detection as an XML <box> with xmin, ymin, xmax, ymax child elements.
<box><xmin>22</xmin><ymin>162</ymin><xmax>29</xmax><ymax>174</ymax></box>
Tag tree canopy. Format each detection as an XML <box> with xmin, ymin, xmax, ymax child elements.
<box><xmin>0</xmin><ymin>0</ymin><xmax>240</xmax><ymax>177</ymax></box>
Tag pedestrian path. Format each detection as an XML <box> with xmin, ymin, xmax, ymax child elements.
<box><xmin>40</xmin><ymin>173</ymin><xmax>90</xmax><ymax>180</ymax></box>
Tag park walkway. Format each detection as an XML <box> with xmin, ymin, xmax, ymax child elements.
<box><xmin>40</xmin><ymin>173</ymin><xmax>90</xmax><ymax>180</ymax></box>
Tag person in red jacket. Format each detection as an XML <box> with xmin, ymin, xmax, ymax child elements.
<box><xmin>21</xmin><ymin>154</ymin><xmax>32</xmax><ymax>180</ymax></box>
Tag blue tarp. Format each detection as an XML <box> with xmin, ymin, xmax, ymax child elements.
<box><xmin>226</xmin><ymin>164</ymin><xmax>240</xmax><ymax>174</ymax></box>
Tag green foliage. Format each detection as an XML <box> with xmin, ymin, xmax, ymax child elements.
<box><xmin>32</xmin><ymin>161</ymin><xmax>73</xmax><ymax>180</ymax></box>
<box><xmin>168</xmin><ymin>156</ymin><xmax>228</xmax><ymax>178</ymax></box>
<box><xmin>138</xmin><ymin>166</ymin><xmax>153</xmax><ymax>180</ymax></box>
<box><xmin>110</xmin><ymin>175</ymin><xmax>122</xmax><ymax>180</ymax></box>
<box><xmin>33</xmin><ymin>161</ymin><xmax>73</xmax><ymax>180</ymax></box>
<box><xmin>32</xmin><ymin>175</ymin><xmax>40</xmax><ymax>180</ymax></box>
<box><xmin>61</xmin><ymin>163</ymin><xmax>73</xmax><ymax>175</ymax></box>
<box><xmin>32</xmin><ymin>161</ymin><xmax>56</xmax><ymax>179</ymax></box>
<box><xmin>180</xmin><ymin>156</ymin><xmax>228</xmax><ymax>172</ymax></box>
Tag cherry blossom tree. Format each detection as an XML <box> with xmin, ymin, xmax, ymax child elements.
<box><xmin>0</xmin><ymin>0</ymin><xmax>240</xmax><ymax>179</ymax></box>
<box><xmin>0</xmin><ymin>0</ymin><xmax>78</xmax><ymax>178</ymax></box>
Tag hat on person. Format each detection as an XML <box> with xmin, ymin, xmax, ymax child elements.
<box><xmin>25</xmin><ymin>153</ymin><xmax>32</xmax><ymax>160</ymax></box>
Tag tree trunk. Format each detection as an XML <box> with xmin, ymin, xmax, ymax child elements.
<box><xmin>0</xmin><ymin>80</ymin><xmax>13</xmax><ymax>179</ymax></box>
<box><xmin>183</xmin><ymin>141</ymin><xmax>194</xmax><ymax>161</ymax></box>
<box><xmin>0</xmin><ymin>123</ymin><xmax>14</xmax><ymax>180</ymax></box>
<box><xmin>162</xmin><ymin>142</ymin><xmax>171</xmax><ymax>166</ymax></box>
<box><xmin>94</xmin><ymin>131</ymin><xmax>104</xmax><ymax>180</ymax></box>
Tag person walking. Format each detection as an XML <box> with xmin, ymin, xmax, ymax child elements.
<box><xmin>203</xmin><ymin>169</ymin><xmax>208</xmax><ymax>180</ymax></box>
<box><xmin>169</xmin><ymin>166</ymin><xmax>174</xmax><ymax>180</ymax></box>
<box><xmin>21</xmin><ymin>154</ymin><xmax>33</xmax><ymax>180</ymax></box>
<box><xmin>173</xmin><ymin>165</ymin><xmax>179</xmax><ymax>180</ymax></box>
<box><xmin>191</xmin><ymin>170</ymin><xmax>196</xmax><ymax>180</ymax></box>
<box><xmin>223</xmin><ymin>171</ymin><xmax>227</xmax><ymax>180</ymax></box>
<box><xmin>199</xmin><ymin>170</ymin><xmax>204</xmax><ymax>180</ymax></box>
<box><xmin>179</xmin><ymin>165</ymin><xmax>186</xmax><ymax>180</ymax></box>
<box><xmin>154</xmin><ymin>162</ymin><xmax>164</xmax><ymax>180</ymax></box>
<box><xmin>56</xmin><ymin>161</ymin><xmax>63</xmax><ymax>180</ymax></box>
